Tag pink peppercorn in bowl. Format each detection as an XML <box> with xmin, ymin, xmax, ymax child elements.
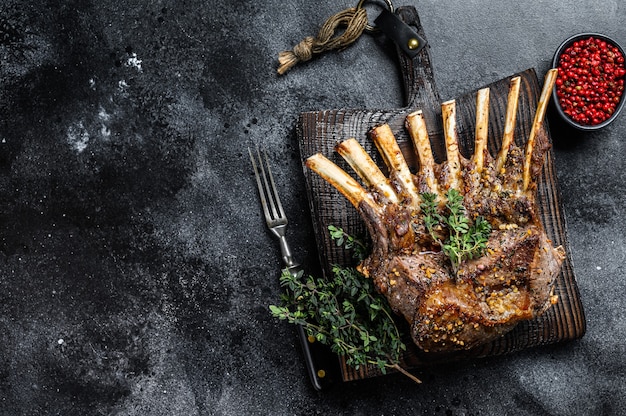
<box><xmin>552</xmin><ymin>33</ymin><xmax>626</xmax><ymax>131</ymax></box>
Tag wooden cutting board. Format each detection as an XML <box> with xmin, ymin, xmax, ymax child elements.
<box><xmin>297</xmin><ymin>6</ymin><xmax>585</xmax><ymax>381</ymax></box>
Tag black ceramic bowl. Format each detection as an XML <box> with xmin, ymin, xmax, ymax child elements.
<box><xmin>552</xmin><ymin>33</ymin><xmax>626</xmax><ymax>131</ymax></box>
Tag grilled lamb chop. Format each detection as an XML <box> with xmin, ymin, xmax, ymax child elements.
<box><xmin>305</xmin><ymin>70</ymin><xmax>565</xmax><ymax>352</ymax></box>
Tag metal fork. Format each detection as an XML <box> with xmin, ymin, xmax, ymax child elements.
<box><xmin>248</xmin><ymin>145</ymin><xmax>331</xmax><ymax>391</ymax></box>
<box><xmin>248</xmin><ymin>146</ymin><xmax>299</xmax><ymax>273</ymax></box>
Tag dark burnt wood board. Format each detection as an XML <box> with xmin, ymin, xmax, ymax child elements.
<box><xmin>297</xmin><ymin>6</ymin><xmax>586</xmax><ymax>381</ymax></box>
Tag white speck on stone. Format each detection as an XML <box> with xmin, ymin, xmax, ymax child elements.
<box><xmin>118</xmin><ymin>80</ymin><xmax>129</xmax><ymax>91</ymax></box>
<box><xmin>100</xmin><ymin>124</ymin><xmax>111</xmax><ymax>140</ymax></box>
<box><xmin>89</xmin><ymin>78</ymin><xmax>96</xmax><ymax>90</ymax></box>
<box><xmin>66</xmin><ymin>121</ymin><xmax>89</xmax><ymax>153</ymax></box>
<box><xmin>57</xmin><ymin>339</ymin><xmax>64</xmax><ymax>345</ymax></box>
<box><xmin>126</xmin><ymin>53</ymin><xmax>143</xmax><ymax>72</ymax></box>
<box><xmin>98</xmin><ymin>106</ymin><xmax>110</xmax><ymax>122</ymax></box>
<box><xmin>596</xmin><ymin>266</ymin><xmax>602</xmax><ymax>270</ymax></box>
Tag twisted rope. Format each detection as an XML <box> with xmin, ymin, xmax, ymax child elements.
<box><xmin>277</xmin><ymin>7</ymin><xmax>368</xmax><ymax>75</ymax></box>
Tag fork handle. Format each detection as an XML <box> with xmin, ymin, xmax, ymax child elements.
<box><xmin>277</xmin><ymin>235</ymin><xmax>299</xmax><ymax>269</ymax></box>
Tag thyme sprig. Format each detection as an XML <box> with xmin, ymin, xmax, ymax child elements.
<box><xmin>269</xmin><ymin>226</ymin><xmax>420</xmax><ymax>383</ymax></box>
<box><xmin>328</xmin><ymin>224</ymin><xmax>368</xmax><ymax>260</ymax></box>
<box><xmin>420</xmin><ymin>189</ymin><xmax>492</xmax><ymax>274</ymax></box>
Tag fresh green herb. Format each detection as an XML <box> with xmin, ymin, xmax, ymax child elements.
<box><xmin>420</xmin><ymin>189</ymin><xmax>492</xmax><ymax>274</ymax></box>
<box><xmin>269</xmin><ymin>226</ymin><xmax>420</xmax><ymax>383</ymax></box>
<box><xmin>328</xmin><ymin>224</ymin><xmax>369</xmax><ymax>260</ymax></box>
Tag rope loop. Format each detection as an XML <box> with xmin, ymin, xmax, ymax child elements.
<box><xmin>277</xmin><ymin>7</ymin><xmax>368</xmax><ymax>75</ymax></box>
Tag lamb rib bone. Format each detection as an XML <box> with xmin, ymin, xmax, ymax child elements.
<box><xmin>495</xmin><ymin>76</ymin><xmax>521</xmax><ymax>173</ymax></box>
<box><xmin>441</xmin><ymin>99</ymin><xmax>463</xmax><ymax>191</ymax></box>
<box><xmin>305</xmin><ymin>153</ymin><xmax>379</xmax><ymax>213</ymax></box>
<box><xmin>369</xmin><ymin>124</ymin><xmax>420</xmax><ymax>208</ymax></box>
<box><xmin>405</xmin><ymin>110</ymin><xmax>440</xmax><ymax>198</ymax></box>
<box><xmin>305</xmin><ymin>70</ymin><xmax>562</xmax><ymax>352</ymax></box>
<box><xmin>523</xmin><ymin>68</ymin><xmax>558</xmax><ymax>191</ymax></box>
<box><xmin>472</xmin><ymin>87</ymin><xmax>490</xmax><ymax>173</ymax></box>
<box><xmin>335</xmin><ymin>138</ymin><xmax>399</xmax><ymax>205</ymax></box>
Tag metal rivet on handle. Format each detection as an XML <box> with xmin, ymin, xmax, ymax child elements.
<box><xmin>407</xmin><ymin>38</ymin><xmax>420</xmax><ymax>50</ymax></box>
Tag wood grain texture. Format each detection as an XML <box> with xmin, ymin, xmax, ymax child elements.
<box><xmin>297</xmin><ymin>7</ymin><xmax>585</xmax><ymax>381</ymax></box>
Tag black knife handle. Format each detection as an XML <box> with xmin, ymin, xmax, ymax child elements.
<box><xmin>296</xmin><ymin>324</ymin><xmax>336</xmax><ymax>390</ymax></box>
<box><xmin>286</xmin><ymin>265</ymin><xmax>337</xmax><ymax>390</ymax></box>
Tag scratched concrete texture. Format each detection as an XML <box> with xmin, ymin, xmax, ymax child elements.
<box><xmin>0</xmin><ymin>0</ymin><xmax>625</xmax><ymax>415</ymax></box>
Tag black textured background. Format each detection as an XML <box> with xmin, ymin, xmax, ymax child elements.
<box><xmin>1</xmin><ymin>1</ymin><xmax>625</xmax><ymax>415</ymax></box>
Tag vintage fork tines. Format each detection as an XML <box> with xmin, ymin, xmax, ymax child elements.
<box><xmin>248</xmin><ymin>146</ymin><xmax>297</xmax><ymax>269</ymax></box>
<box><xmin>248</xmin><ymin>146</ymin><xmax>288</xmax><ymax>229</ymax></box>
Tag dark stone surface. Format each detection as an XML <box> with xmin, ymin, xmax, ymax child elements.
<box><xmin>0</xmin><ymin>0</ymin><xmax>624</xmax><ymax>415</ymax></box>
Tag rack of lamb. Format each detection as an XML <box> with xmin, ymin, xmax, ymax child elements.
<box><xmin>305</xmin><ymin>70</ymin><xmax>564</xmax><ymax>353</ymax></box>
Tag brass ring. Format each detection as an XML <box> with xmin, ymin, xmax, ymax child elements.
<box><xmin>356</xmin><ymin>0</ymin><xmax>394</xmax><ymax>33</ymax></box>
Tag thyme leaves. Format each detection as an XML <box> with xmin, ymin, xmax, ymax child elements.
<box><xmin>269</xmin><ymin>226</ymin><xmax>417</xmax><ymax>381</ymax></box>
<box><xmin>420</xmin><ymin>189</ymin><xmax>492</xmax><ymax>274</ymax></box>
